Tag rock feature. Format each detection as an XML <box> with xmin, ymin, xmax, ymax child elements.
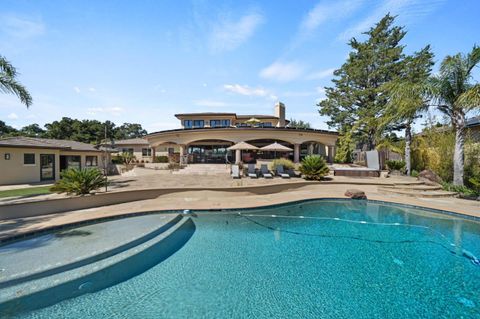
<box><xmin>345</xmin><ymin>189</ymin><xmax>367</xmax><ymax>199</ymax></box>
<box><xmin>418</xmin><ymin>169</ymin><xmax>443</xmax><ymax>184</ymax></box>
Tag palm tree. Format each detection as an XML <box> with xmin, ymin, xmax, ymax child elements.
<box><xmin>381</xmin><ymin>46</ymin><xmax>434</xmax><ymax>175</ymax></box>
<box><xmin>0</xmin><ymin>55</ymin><xmax>32</xmax><ymax>107</ymax></box>
<box><xmin>428</xmin><ymin>46</ymin><xmax>480</xmax><ymax>185</ymax></box>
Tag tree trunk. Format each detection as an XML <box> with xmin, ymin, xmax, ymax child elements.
<box><xmin>404</xmin><ymin>123</ymin><xmax>412</xmax><ymax>176</ymax></box>
<box><xmin>453</xmin><ymin>110</ymin><xmax>465</xmax><ymax>186</ymax></box>
<box><xmin>368</xmin><ymin>130</ymin><xmax>376</xmax><ymax>151</ymax></box>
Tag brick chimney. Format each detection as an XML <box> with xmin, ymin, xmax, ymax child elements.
<box><xmin>274</xmin><ymin>102</ymin><xmax>286</xmax><ymax>127</ymax></box>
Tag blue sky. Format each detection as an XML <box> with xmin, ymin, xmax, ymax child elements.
<box><xmin>1</xmin><ymin>0</ymin><xmax>479</xmax><ymax>133</ymax></box>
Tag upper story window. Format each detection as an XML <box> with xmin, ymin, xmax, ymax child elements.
<box><xmin>261</xmin><ymin>122</ymin><xmax>272</xmax><ymax>127</ymax></box>
<box><xmin>221</xmin><ymin>119</ymin><xmax>231</xmax><ymax>127</ymax></box>
<box><xmin>184</xmin><ymin>120</ymin><xmax>193</xmax><ymax>128</ymax></box>
<box><xmin>210</xmin><ymin>119</ymin><xmax>230</xmax><ymax>127</ymax></box>
<box><xmin>193</xmin><ymin>120</ymin><xmax>204</xmax><ymax>128</ymax></box>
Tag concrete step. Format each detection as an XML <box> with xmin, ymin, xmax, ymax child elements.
<box><xmin>173</xmin><ymin>164</ymin><xmax>230</xmax><ymax>175</ymax></box>
<box><xmin>383</xmin><ymin>184</ymin><xmax>442</xmax><ymax>191</ymax></box>
<box><xmin>379</xmin><ymin>187</ymin><xmax>457</xmax><ymax>198</ymax></box>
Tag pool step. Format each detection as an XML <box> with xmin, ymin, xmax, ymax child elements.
<box><xmin>379</xmin><ymin>187</ymin><xmax>457</xmax><ymax>198</ymax></box>
<box><xmin>383</xmin><ymin>184</ymin><xmax>443</xmax><ymax>191</ymax></box>
<box><xmin>0</xmin><ymin>215</ymin><xmax>195</xmax><ymax>315</ymax></box>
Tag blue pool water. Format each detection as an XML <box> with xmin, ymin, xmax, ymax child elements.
<box><xmin>1</xmin><ymin>199</ymin><xmax>480</xmax><ymax>318</ymax></box>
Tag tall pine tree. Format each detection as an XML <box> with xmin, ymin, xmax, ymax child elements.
<box><xmin>318</xmin><ymin>14</ymin><xmax>406</xmax><ymax>150</ymax></box>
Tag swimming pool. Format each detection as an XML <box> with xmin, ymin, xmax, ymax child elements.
<box><xmin>1</xmin><ymin>199</ymin><xmax>479</xmax><ymax>318</ymax></box>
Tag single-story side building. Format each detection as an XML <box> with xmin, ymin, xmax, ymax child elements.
<box><xmin>0</xmin><ymin>137</ymin><xmax>105</xmax><ymax>185</ymax></box>
<box><xmin>113</xmin><ymin>138</ymin><xmax>180</xmax><ymax>162</ymax></box>
<box><xmin>145</xmin><ymin>102</ymin><xmax>339</xmax><ymax>164</ymax></box>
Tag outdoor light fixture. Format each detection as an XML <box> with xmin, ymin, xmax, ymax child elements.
<box><xmin>4</xmin><ymin>153</ymin><xmax>10</xmax><ymax>160</ymax></box>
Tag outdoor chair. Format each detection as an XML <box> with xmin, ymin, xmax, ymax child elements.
<box><xmin>231</xmin><ymin>164</ymin><xmax>240</xmax><ymax>179</ymax></box>
<box><xmin>247</xmin><ymin>163</ymin><xmax>258</xmax><ymax>178</ymax></box>
<box><xmin>276</xmin><ymin>165</ymin><xmax>290</xmax><ymax>178</ymax></box>
<box><xmin>260</xmin><ymin>164</ymin><xmax>273</xmax><ymax>178</ymax></box>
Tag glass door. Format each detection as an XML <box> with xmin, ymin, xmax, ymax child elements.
<box><xmin>40</xmin><ymin>154</ymin><xmax>55</xmax><ymax>181</ymax></box>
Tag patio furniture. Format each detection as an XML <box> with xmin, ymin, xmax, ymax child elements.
<box><xmin>247</xmin><ymin>164</ymin><xmax>258</xmax><ymax>178</ymax></box>
<box><xmin>231</xmin><ymin>164</ymin><xmax>240</xmax><ymax>179</ymax></box>
<box><xmin>275</xmin><ymin>165</ymin><xmax>290</xmax><ymax>178</ymax></box>
<box><xmin>260</xmin><ymin>164</ymin><xmax>273</xmax><ymax>178</ymax></box>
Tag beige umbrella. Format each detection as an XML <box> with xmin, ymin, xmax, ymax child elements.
<box><xmin>228</xmin><ymin>142</ymin><xmax>258</xmax><ymax>164</ymax></box>
<box><xmin>260</xmin><ymin>142</ymin><xmax>293</xmax><ymax>159</ymax></box>
<box><xmin>245</xmin><ymin>117</ymin><xmax>261</xmax><ymax>126</ymax></box>
<box><xmin>227</xmin><ymin>141</ymin><xmax>259</xmax><ymax>150</ymax></box>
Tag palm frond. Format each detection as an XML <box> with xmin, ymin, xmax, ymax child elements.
<box><xmin>0</xmin><ymin>56</ymin><xmax>17</xmax><ymax>77</ymax></box>
<box><xmin>0</xmin><ymin>75</ymin><xmax>33</xmax><ymax>107</ymax></box>
<box><xmin>457</xmin><ymin>84</ymin><xmax>480</xmax><ymax>111</ymax></box>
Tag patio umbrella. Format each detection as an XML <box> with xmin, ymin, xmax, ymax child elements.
<box><xmin>260</xmin><ymin>142</ymin><xmax>293</xmax><ymax>159</ymax></box>
<box><xmin>245</xmin><ymin>117</ymin><xmax>261</xmax><ymax>126</ymax></box>
<box><xmin>228</xmin><ymin>142</ymin><xmax>258</xmax><ymax>164</ymax></box>
<box><xmin>227</xmin><ymin>141</ymin><xmax>259</xmax><ymax>150</ymax></box>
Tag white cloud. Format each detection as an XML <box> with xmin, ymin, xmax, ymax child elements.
<box><xmin>73</xmin><ymin>87</ymin><xmax>81</xmax><ymax>93</ymax></box>
<box><xmin>88</xmin><ymin>87</ymin><xmax>96</xmax><ymax>92</ymax></box>
<box><xmin>339</xmin><ymin>0</ymin><xmax>445</xmax><ymax>41</ymax></box>
<box><xmin>210</xmin><ymin>12</ymin><xmax>264</xmax><ymax>52</ymax></box>
<box><xmin>7</xmin><ymin>112</ymin><xmax>18</xmax><ymax>120</ymax></box>
<box><xmin>223</xmin><ymin>84</ymin><xmax>277</xmax><ymax>100</ymax></box>
<box><xmin>193</xmin><ymin>99</ymin><xmax>229</xmax><ymax>108</ymax></box>
<box><xmin>0</xmin><ymin>15</ymin><xmax>45</xmax><ymax>38</ymax></box>
<box><xmin>300</xmin><ymin>0</ymin><xmax>364</xmax><ymax>33</ymax></box>
<box><xmin>86</xmin><ymin>107</ymin><xmax>124</xmax><ymax>116</ymax></box>
<box><xmin>307</xmin><ymin>68</ymin><xmax>336</xmax><ymax>80</ymax></box>
<box><xmin>259</xmin><ymin>61</ymin><xmax>305</xmax><ymax>82</ymax></box>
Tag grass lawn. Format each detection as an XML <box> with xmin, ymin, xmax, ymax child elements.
<box><xmin>0</xmin><ymin>186</ymin><xmax>53</xmax><ymax>198</ymax></box>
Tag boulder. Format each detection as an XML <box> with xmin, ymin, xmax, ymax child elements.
<box><xmin>418</xmin><ymin>169</ymin><xmax>442</xmax><ymax>184</ymax></box>
<box><xmin>345</xmin><ymin>189</ymin><xmax>367</xmax><ymax>199</ymax></box>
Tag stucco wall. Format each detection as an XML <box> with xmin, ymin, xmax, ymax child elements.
<box><xmin>0</xmin><ymin>147</ymin><xmax>61</xmax><ymax>185</ymax></box>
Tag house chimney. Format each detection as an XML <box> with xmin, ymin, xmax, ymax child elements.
<box><xmin>274</xmin><ymin>102</ymin><xmax>286</xmax><ymax>127</ymax></box>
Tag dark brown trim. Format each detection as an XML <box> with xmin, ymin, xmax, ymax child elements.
<box><xmin>146</xmin><ymin>126</ymin><xmax>339</xmax><ymax>137</ymax></box>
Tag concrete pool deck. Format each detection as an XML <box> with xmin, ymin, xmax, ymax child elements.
<box><xmin>0</xmin><ymin>182</ymin><xmax>478</xmax><ymax>241</ymax></box>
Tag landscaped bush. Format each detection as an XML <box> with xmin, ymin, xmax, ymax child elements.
<box><xmin>112</xmin><ymin>153</ymin><xmax>136</xmax><ymax>165</ymax></box>
<box><xmin>51</xmin><ymin>168</ymin><xmax>106</xmax><ymax>196</ymax></box>
<box><xmin>270</xmin><ymin>158</ymin><xmax>295</xmax><ymax>171</ymax></box>
<box><xmin>299</xmin><ymin>155</ymin><xmax>329</xmax><ymax>180</ymax></box>
<box><xmin>386</xmin><ymin>160</ymin><xmax>406</xmax><ymax>171</ymax></box>
<box><xmin>411</xmin><ymin>169</ymin><xmax>419</xmax><ymax>177</ymax></box>
<box><xmin>154</xmin><ymin>155</ymin><xmax>169</xmax><ymax>163</ymax></box>
<box><xmin>442</xmin><ymin>182</ymin><xmax>479</xmax><ymax>198</ymax></box>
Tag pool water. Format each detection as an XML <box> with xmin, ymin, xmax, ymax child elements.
<box><xmin>2</xmin><ymin>200</ymin><xmax>480</xmax><ymax>318</ymax></box>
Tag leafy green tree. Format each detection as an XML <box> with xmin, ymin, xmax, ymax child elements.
<box><xmin>287</xmin><ymin>119</ymin><xmax>311</xmax><ymax>129</ymax></box>
<box><xmin>20</xmin><ymin>124</ymin><xmax>45</xmax><ymax>137</ymax></box>
<box><xmin>0</xmin><ymin>120</ymin><xmax>18</xmax><ymax>137</ymax></box>
<box><xmin>0</xmin><ymin>55</ymin><xmax>32</xmax><ymax>107</ymax></box>
<box><xmin>318</xmin><ymin>14</ymin><xmax>407</xmax><ymax>150</ymax></box>
<box><xmin>334</xmin><ymin>129</ymin><xmax>353</xmax><ymax>163</ymax></box>
<box><xmin>114</xmin><ymin>123</ymin><xmax>147</xmax><ymax>139</ymax></box>
<box><xmin>381</xmin><ymin>46</ymin><xmax>434</xmax><ymax>175</ymax></box>
<box><xmin>427</xmin><ymin>46</ymin><xmax>480</xmax><ymax>185</ymax></box>
<box><xmin>300</xmin><ymin>155</ymin><xmax>330</xmax><ymax>180</ymax></box>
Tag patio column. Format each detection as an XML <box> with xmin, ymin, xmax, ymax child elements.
<box><xmin>235</xmin><ymin>149</ymin><xmax>241</xmax><ymax>164</ymax></box>
<box><xmin>179</xmin><ymin>144</ymin><xmax>186</xmax><ymax>164</ymax></box>
<box><xmin>152</xmin><ymin>147</ymin><xmax>156</xmax><ymax>160</ymax></box>
<box><xmin>327</xmin><ymin>145</ymin><xmax>336</xmax><ymax>163</ymax></box>
<box><xmin>294</xmin><ymin>144</ymin><xmax>300</xmax><ymax>163</ymax></box>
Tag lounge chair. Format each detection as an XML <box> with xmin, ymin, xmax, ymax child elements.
<box><xmin>260</xmin><ymin>164</ymin><xmax>273</xmax><ymax>178</ymax></box>
<box><xmin>247</xmin><ymin>163</ymin><xmax>258</xmax><ymax>178</ymax></box>
<box><xmin>231</xmin><ymin>164</ymin><xmax>240</xmax><ymax>179</ymax></box>
<box><xmin>276</xmin><ymin>165</ymin><xmax>290</xmax><ymax>178</ymax></box>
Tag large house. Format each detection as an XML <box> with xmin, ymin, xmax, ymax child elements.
<box><xmin>145</xmin><ymin>102</ymin><xmax>339</xmax><ymax>164</ymax></box>
<box><xmin>0</xmin><ymin>137</ymin><xmax>105</xmax><ymax>185</ymax></box>
<box><xmin>467</xmin><ymin>116</ymin><xmax>480</xmax><ymax>142</ymax></box>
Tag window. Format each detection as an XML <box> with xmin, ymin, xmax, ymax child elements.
<box><xmin>184</xmin><ymin>120</ymin><xmax>193</xmax><ymax>128</ymax></box>
<box><xmin>122</xmin><ymin>148</ymin><xmax>134</xmax><ymax>154</ymax></box>
<box><xmin>24</xmin><ymin>153</ymin><xmax>35</xmax><ymax>165</ymax></box>
<box><xmin>85</xmin><ymin>156</ymin><xmax>98</xmax><ymax>167</ymax></box>
<box><xmin>66</xmin><ymin>156</ymin><xmax>81</xmax><ymax>170</ymax></box>
<box><xmin>261</xmin><ymin>122</ymin><xmax>272</xmax><ymax>127</ymax></box>
<box><xmin>221</xmin><ymin>119</ymin><xmax>231</xmax><ymax>127</ymax></box>
<box><xmin>193</xmin><ymin>120</ymin><xmax>204</xmax><ymax>128</ymax></box>
<box><xmin>168</xmin><ymin>148</ymin><xmax>174</xmax><ymax>154</ymax></box>
<box><xmin>142</xmin><ymin>148</ymin><xmax>152</xmax><ymax>156</ymax></box>
<box><xmin>210</xmin><ymin>120</ymin><xmax>221</xmax><ymax>127</ymax></box>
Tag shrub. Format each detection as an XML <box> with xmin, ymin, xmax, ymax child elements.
<box><xmin>386</xmin><ymin>160</ymin><xmax>406</xmax><ymax>171</ymax></box>
<box><xmin>167</xmin><ymin>162</ymin><xmax>185</xmax><ymax>170</ymax></box>
<box><xmin>299</xmin><ymin>155</ymin><xmax>330</xmax><ymax>181</ymax></box>
<box><xmin>51</xmin><ymin>168</ymin><xmax>106</xmax><ymax>196</ymax></box>
<box><xmin>154</xmin><ymin>155</ymin><xmax>169</xmax><ymax>163</ymax></box>
<box><xmin>335</xmin><ymin>133</ymin><xmax>353</xmax><ymax>163</ymax></box>
<box><xmin>270</xmin><ymin>158</ymin><xmax>295</xmax><ymax>171</ymax></box>
<box><xmin>113</xmin><ymin>153</ymin><xmax>136</xmax><ymax>165</ymax></box>
<box><xmin>411</xmin><ymin>169</ymin><xmax>419</xmax><ymax>178</ymax></box>
<box><xmin>441</xmin><ymin>182</ymin><xmax>478</xmax><ymax>197</ymax></box>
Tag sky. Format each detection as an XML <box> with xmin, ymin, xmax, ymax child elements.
<box><xmin>0</xmin><ymin>0</ymin><xmax>479</xmax><ymax>133</ymax></box>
